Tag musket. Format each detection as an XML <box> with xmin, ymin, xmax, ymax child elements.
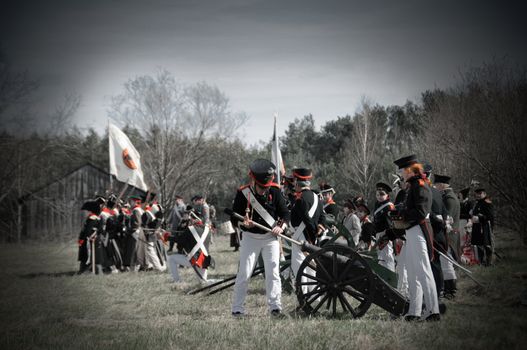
<box><xmin>224</xmin><ymin>208</ymin><xmax>302</xmax><ymax>246</ymax></box>
<box><xmin>433</xmin><ymin>247</ymin><xmax>484</xmax><ymax>287</ymax></box>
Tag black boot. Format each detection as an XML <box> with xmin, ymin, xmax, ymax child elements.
<box><xmin>444</xmin><ymin>280</ymin><xmax>455</xmax><ymax>299</ymax></box>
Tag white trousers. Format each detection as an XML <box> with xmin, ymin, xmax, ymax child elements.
<box><xmin>377</xmin><ymin>232</ymin><xmax>396</xmax><ymax>272</ymax></box>
<box><xmin>440</xmin><ymin>249</ymin><xmax>457</xmax><ymax>281</ymax></box>
<box><xmin>401</xmin><ymin>224</ymin><xmax>439</xmax><ymax>317</ymax></box>
<box><xmin>290</xmin><ymin>230</ymin><xmax>316</xmax><ymax>295</ymax></box>
<box><xmin>396</xmin><ymin>251</ymin><xmax>409</xmax><ymax>298</ymax></box>
<box><xmin>145</xmin><ymin>240</ymin><xmax>166</xmax><ymax>271</ymax></box>
<box><xmin>232</xmin><ymin>231</ymin><xmax>282</xmax><ymax>314</ymax></box>
<box><xmin>167</xmin><ymin>253</ymin><xmax>207</xmax><ymax>282</ymax></box>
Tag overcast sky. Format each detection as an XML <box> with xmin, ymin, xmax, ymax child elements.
<box><xmin>1</xmin><ymin>0</ymin><xmax>526</xmax><ymax>145</ymax></box>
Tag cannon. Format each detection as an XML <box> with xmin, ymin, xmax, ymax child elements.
<box><xmin>188</xmin><ymin>209</ymin><xmax>409</xmax><ymax>319</ymax></box>
<box><xmin>293</xmin><ymin>241</ymin><xmax>408</xmax><ymax>318</ymax></box>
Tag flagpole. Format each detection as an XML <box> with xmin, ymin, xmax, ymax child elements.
<box><xmin>108</xmin><ymin>119</ymin><xmax>113</xmax><ymax>191</ymax></box>
<box><xmin>273</xmin><ymin>113</ymin><xmax>281</xmax><ymax>185</ymax></box>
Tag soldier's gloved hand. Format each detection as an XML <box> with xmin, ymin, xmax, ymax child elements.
<box><xmin>472</xmin><ymin>216</ymin><xmax>479</xmax><ymax>223</ymax></box>
<box><xmin>132</xmin><ymin>230</ymin><xmax>140</xmax><ymax>239</ymax></box>
<box><xmin>271</xmin><ymin>226</ymin><xmax>283</xmax><ymax>237</ymax></box>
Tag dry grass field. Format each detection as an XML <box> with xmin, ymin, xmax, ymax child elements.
<box><xmin>1</xmin><ymin>229</ymin><xmax>526</xmax><ymax>350</ymax></box>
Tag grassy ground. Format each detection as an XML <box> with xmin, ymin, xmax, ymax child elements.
<box><xmin>0</xmin><ymin>229</ymin><xmax>526</xmax><ymax>350</ymax></box>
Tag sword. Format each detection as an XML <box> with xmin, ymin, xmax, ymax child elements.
<box><xmin>434</xmin><ymin>247</ymin><xmax>484</xmax><ymax>287</ymax></box>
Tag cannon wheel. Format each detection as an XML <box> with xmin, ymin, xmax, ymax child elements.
<box><xmin>295</xmin><ymin>244</ymin><xmax>375</xmax><ymax>318</ymax></box>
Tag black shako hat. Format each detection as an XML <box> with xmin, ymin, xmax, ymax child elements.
<box><xmin>459</xmin><ymin>187</ymin><xmax>470</xmax><ymax>199</ymax></box>
<box><xmin>321</xmin><ymin>184</ymin><xmax>334</xmax><ymax>191</ymax></box>
<box><xmin>94</xmin><ymin>194</ymin><xmax>106</xmax><ymax>205</ymax></box>
<box><xmin>356</xmin><ymin>202</ymin><xmax>370</xmax><ymax>215</ymax></box>
<box><xmin>129</xmin><ymin>194</ymin><xmax>143</xmax><ymax>202</ymax></box>
<box><xmin>394</xmin><ymin>154</ymin><xmax>418</xmax><ymax>169</ymax></box>
<box><xmin>249</xmin><ymin>158</ymin><xmax>276</xmax><ymax>187</ymax></box>
<box><xmin>107</xmin><ymin>194</ymin><xmax>117</xmax><ymax>208</ymax></box>
<box><xmin>292</xmin><ymin>167</ymin><xmax>313</xmax><ymax>180</ymax></box>
<box><xmin>81</xmin><ymin>200</ymin><xmax>101</xmax><ymax>213</ymax></box>
<box><xmin>376</xmin><ymin>182</ymin><xmax>392</xmax><ymax>193</ymax></box>
<box><xmin>191</xmin><ymin>194</ymin><xmax>204</xmax><ymax>202</ymax></box>
<box><xmin>434</xmin><ymin>174</ymin><xmax>451</xmax><ymax>184</ymax></box>
<box><xmin>344</xmin><ymin>199</ymin><xmax>357</xmax><ymax>210</ymax></box>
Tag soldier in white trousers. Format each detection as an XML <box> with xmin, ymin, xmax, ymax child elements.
<box><xmin>394</xmin><ymin>155</ymin><xmax>440</xmax><ymax>321</ymax></box>
<box><xmin>372</xmin><ymin>182</ymin><xmax>396</xmax><ymax>272</ymax></box>
<box><xmin>289</xmin><ymin>168</ymin><xmax>325</xmax><ymax>296</ymax></box>
<box><xmin>230</xmin><ymin>159</ymin><xmax>290</xmax><ymax>317</ymax></box>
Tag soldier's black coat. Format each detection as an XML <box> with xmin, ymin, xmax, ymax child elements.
<box><xmin>400</xmin><ymin>176</ymin><xmax>435</xmax><ymax>260</ymax></box>
<box><xmin>430</xmin><ymin>186</ymin><xmax>448</xmax><ymax>253</ymax></box>
<box><xmin>291</xmin><ymin>188</ymin><xmax>325</xmax><ymax>243</ymax></box>
<box><xmin>471</xmin><ymin>197</ymin><xmax>494</xmax><ymax>246</ymax></box>
<box><xmin>78</xmin><ymin>213</ymin><xmax>99</xmax><ymax>264</ymax></box>
<box><xmin>231</xmin><ymin>185</ymin><xmax>290</xmax><ymax>234</ymax></box>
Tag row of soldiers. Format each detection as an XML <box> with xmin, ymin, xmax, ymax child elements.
<box><xmin>77</xmin><ymin>193</ymin><xmax>167</xmax><ymax>274</ymax></box>
<box><xmin>228</xmin><ymin>156</ymin><xmax>494</xmax><ymax>320</ymax></box>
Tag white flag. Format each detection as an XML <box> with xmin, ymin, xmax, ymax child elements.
<box><xmin>108</xmin><ymin>123</ymin><xmax>148</xmax><ymax>191</ymax></box>
<box><xmin>271</xmin><ymin>114</ymin><xmax>285</xmax><ymax>184</ymax></box>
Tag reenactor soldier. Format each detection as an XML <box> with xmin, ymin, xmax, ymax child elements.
<box><xmin>424</xmin><ymin>164</ymin><xmax>448</xmax><ymax>298</ymax></box>
<box><xmin>168</xmin><ymin>195</ymin><xmax>186</xmax><ymax>252</ymax></box>
<box><xmin>393</xmin><ymin>155</ymin><xmax>439</xmax><ymax>321</ymax></box>
<box><xmin>191</xmin><ymin>195</ymin><xmax>210</xmax><ymax>226</ymax></box>
<box><xmin>434</xmin><ymin>174</ymin><xmax>460</xmax><ymax>298</ymax></box>
<box><xmin>470</xmin><ymin>188</ymin><xmax>494</xmax><ymax>266</ymax></box>
<box><xmin>458</xmin><ymin>187</ymin><xmax>472</xmax><ymax>249</ymax></box>
<box><xmin>341</xmin><ymin>199</ymin><xmax>361</xmax><ymax>247</ymax></box>
<box><xmin>372</xmin><ymin>182</ymin><xmax>396</xmax><ymax>272</ymax></box>
<box><xmin>320</xmin><ymin>183</ymin><xmax>338</xmax><ymax>219</ymax></box>
<box><xmin>290</xmin><ymin>167</ymin><xmax>325</xmax><ymax>295</ymax></box>
<box><xmin>78</xmin><ymin>200</ymin><xmax>102</xmax><ymax>274</ymax></box>
<box><xmin>143</xmin><ymin>194</ymin><xmax>167</xmax><ymax>271</ymax></box>
<box><xmin>99</xmin><ymin>194</ymin><xmax>122</xmax><ymax>273</ymax></box>
<box><xmin>122</xmin><ymin>194</ymin><xmax>144</xmax><ymax>272</ymax></box>
<box><xmin>230</xmin><ymin>159</ymin><xmax>290</xmax><ymax>317</ymax></box>
<box><xmin>356</xmin><ymin>202</ymin><xmax>375</xmax><ymax>251</ymax></box>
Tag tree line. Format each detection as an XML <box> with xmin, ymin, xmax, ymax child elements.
<box><xmin>0</xmin><ymin>57</ymin><xmax>525</xmax><ymax>243</ymax></box>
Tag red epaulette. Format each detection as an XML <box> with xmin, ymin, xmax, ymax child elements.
<box><xmin>88</xmin><ymin>213</ymin><xmax>98</xmax><ymax>220</ymax></box>
<box><xmin>327</xmin><ymin>199</ymin><xmax>336</xmax><ymax>205</ymax></box>
<box><xmin>238</xmin><ymin>184</ymin><xmax>250</xmax><ymax>191</ymax></box>
<box><xmin>269</xmin><ymin>182</ymin><xmax>280</xmax><ymax>189</ymax></box>
<box><xmin>102</xmin><ymin>207</ymin><xmax>112</xmax><ymax>214</ymax></box>
<box><xmin>389</xmin><ymin>203</ymin><xmax>395</xmax><ymax>210</ymax></box>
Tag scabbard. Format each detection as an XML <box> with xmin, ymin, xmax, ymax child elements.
<box><xmin>418</xmin><ymin>219</ymin><xmax>435</xmax><ymax>261</ymax></box>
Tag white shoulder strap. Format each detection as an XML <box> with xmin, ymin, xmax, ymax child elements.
<box><xmin>373</xmin><ymin>202</ymin><xmax>392</xmax><ymax>216</ymax></box>
<box><xmin>241</xmin><ymin>187</ymin><xmax>276</xmax><ymax>228</ymax></box>
<box><xmin>293</xmin><ymin>191</ymin><xmax>319</xmax><ymax>238</ymax></box>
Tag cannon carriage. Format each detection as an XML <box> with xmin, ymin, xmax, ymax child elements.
<box><xmin>293</xmin><ymin>242</ymin><xmax>408</xmax><ymax>318</ymax></box>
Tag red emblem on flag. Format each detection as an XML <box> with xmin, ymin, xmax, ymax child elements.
<box><xmin>122</xmin><ymin>148</ymin><xmax>137</xmax><ymax>170</ymax></box>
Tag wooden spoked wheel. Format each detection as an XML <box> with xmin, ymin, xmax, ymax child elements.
<box><xmin>295</xmin><ymin>244</ymin><xmax>375</xmax><ymax>318</ymax></box>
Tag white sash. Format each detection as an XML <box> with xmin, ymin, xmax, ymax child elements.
<box><xmin>241</xmin><ymin>186</ymin><xmax>276</xmax><ymax>228</ymax></box>
<box><xmin>187</xmin><ymin>225</ymin><xmax>210</xmax><ymax>259</ymax></box>
<box><xmin>373</xmin><ymin>201</ymin><xmax>392</xmax><ymax>216</ymax></box>
<box><xmin>293</xmin><ymin>191</ymin><xmax>318</xmax><ymax>239</ymax></box>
